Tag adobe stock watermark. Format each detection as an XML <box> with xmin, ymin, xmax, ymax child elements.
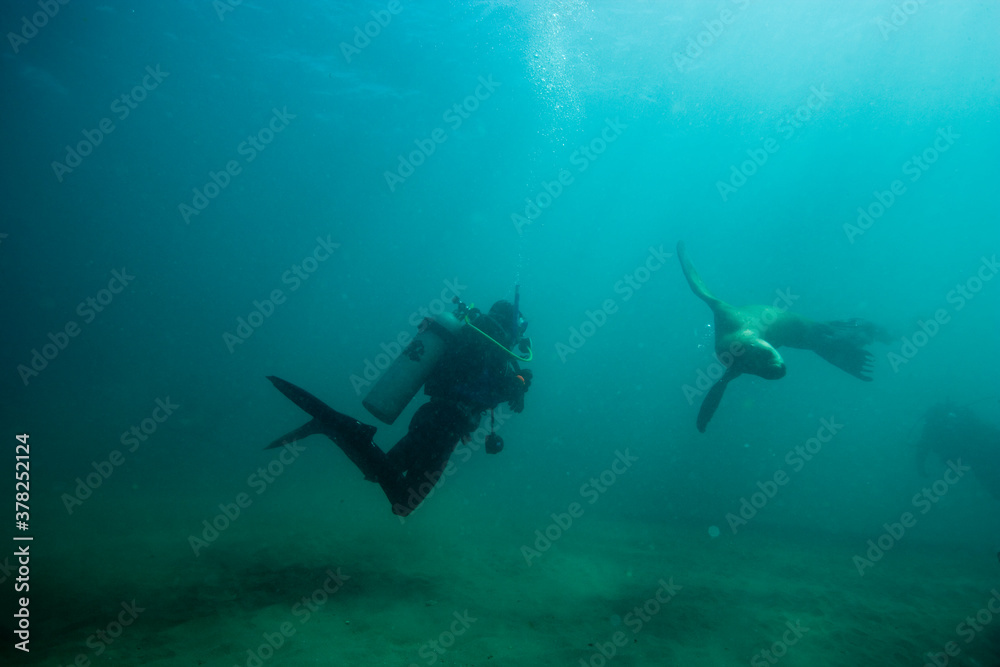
<box><xmin>750</xmin><ymin>621</ymin><xmax>810</xmax><ymax>667</ymax></box>
<box><xmin>0</xmin><ymin>556</ymin><xmax>17</xmax><ymax>586</ymax></box>
<box><xmin>61</xmin><ymin>397</ymin><xmax>180</xmax><ymax>514</ymax></box>
<box><xmin>556</xmin><ymin>245</ymin><xmax>668</xmax><ymax>363</ymax></box>
<box><xmin>874</xmin><ymin>0</ymin><xmax>929</xmax><ymax>41</ymax></box>
<box><xmin>233</xmin><ymin>568</ymin><xmax>350</xmax><ymax>667</ymax></box>
<box><xmin>222</xmin><ymin>235</ymin><xmax>339</xmax><ymax>353</ymax></box>
<box><xmin>725</xmin><ymin>417</ymin><xmax>843</xmax><ymax>535</ymax></box>
<box><xmin>885</xmin><ymin>254</ymin><xmax>997</xmax><ymax>372</ymax></box>
<box><xmin>349</xmin><ymin>278</ymin><xmax>467</xmax><ymax>396</ymax></box>
<box><xmin>393</xmin><ymin>404</ymin><xmax>516</xmax><ymax>523</ymax></box>
<box><xmin>339</xmin><ymin>1</ymin><xmax>403</xmax><ymax>63</ymax></box>
<box><xmin>16</xmin><ymin>268</ymin><xmax>135</xmax><ymax>386</ymax></box>
<box><xmin>672</xmin><ymin>0</ymin><xmax>750</xmax><ymax>72</ymax></box>
<box><xmin>512</xmin><ymin>117</ymin><xmax>627</xmax><ymax>235</ymax></box>
<box><xmin>843</xmin><ymin>126</ymin><xmax>960</xmax><ymax>243</ymax></box>
<box><xmin>54</xmin><ymin>600</ymin><xmax>145</xmax><ymax>665</ymax></box>
<box><xmin>7</xmin><ymin>0</ymin><xmax>70</xmax><ymax>54</ymax></box>
<box><xmin>384</xmin><ymin>76</ymin><xmax>500</xmax><ymax>192</ymax></box>
<box><xmin>213</xmin><ymin>0</ymin><xmax>246</xmax><ymax>21</ymax></box>
<box><xmin>51</xmin><ymin>65</ymin><xmax>169</xmax><ymax>182</ymax></box>
<box><xmin>179</xmin><ymin>106</ymin><xmax>295</xmax><ymax>224</ymax></box>
<box><xmin>681</xmin><ymin>287</ymin><xmax>799</xmax><ymax>406</ymax></box>
<box><xmin>187</xmin><ymin>442</ymin><xmax>306</xmax><ymax>556</ymax></box>
<box><xmin>853</xmin><ymin>459</ymin><xmax>970</xmax><ymax>576</ymax></box>
<box><xmin>716</xmin><ymin>84</ymin><xmax>831</xmax><ymax>202</ymax></box>
<box><xmin>922</xmin><ymin>589</ymin><xmax>1000</xmax><ymax>667</ymax></box>
<box><xmin>521</xmin><ymin>449</ymin><xmax>638</xmax><ymax>566</ymax></box>
<box><xmin>580</xmin><ymin>578</ymin><xmax>681</xmax><ymax>667</ymax></box>
<box><xmin>407</xmin><ymin>610</ymin><xmax>477</xmax><ymax>667</ymax></box>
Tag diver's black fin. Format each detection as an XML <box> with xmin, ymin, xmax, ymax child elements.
<box><xmin>265</xmin><ymin>418</ymin><xmax>324</xmax><ymax>449</ymax></box>
<box><xmin>697</xmin><ymin>369</ymin><xmax>739</xmax><ymax>432</ymax></box>
<box><xmin>267</xmin><ymin>376</ymin><xmax>365</xmax><ymax>430</ymax></box>
<box><xmin>265</xmin><ymin>376</ymin><xmax>389</xmax><ymax>481</ymax></box>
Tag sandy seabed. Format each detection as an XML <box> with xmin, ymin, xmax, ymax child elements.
<box><xmin>15</xmin><ymin>486</ymin><xmax>1000</xmax><ymax>667</ymax></box>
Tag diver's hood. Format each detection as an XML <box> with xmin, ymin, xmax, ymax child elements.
<box><xmin>486</xmin><ymin>299</ymin><xmax>527</xmax><ymax>344</ymax></box>
<box><xmin>475</xmin><ymin>311</ymin><xmax>514</xmax><ymax>348</ymax></box>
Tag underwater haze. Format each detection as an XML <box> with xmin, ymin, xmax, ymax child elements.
<box><xmin>2</xmin><ymin>0</ymin><xmax>999</xmax><ymax>665</ymax></box>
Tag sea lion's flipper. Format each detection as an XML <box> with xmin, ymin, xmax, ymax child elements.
<box><xmin>812</xmin><ymin>343</ymin><xmax>875</xmax><ymax>381</ymax></box>
<box><xmin>676</xmin><ymin>241</ymin><xmax>723</xmax><ymax>309</ymax></box>
<box><xmin>697</xmin><ymin>368</ymin><xmax>740</xmax><ymax>432</ymax></box>
<box><xmin>807</xmin><ymin>321</ymin><xmax>879</xmax><ymax>381</ymax></box>
<box><xmin>824</xmin><ymin>318</ymin><xmax>890</xmax><ymax>346</ymax></box>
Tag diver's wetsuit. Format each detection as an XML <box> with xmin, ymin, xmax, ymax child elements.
<box><xmin>266</xmin><ymin>305</ymin><xmax>530</xmax><ymax>517</ymax></box>
<box><xmin>380</xmin><ymin>320</ymin><xmax>526</xmax><ymax>516</ymax></box>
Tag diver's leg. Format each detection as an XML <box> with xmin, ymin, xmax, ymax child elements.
<box><xmin>383</xmin><ymin>400</ymin><xmax>478</xmax><ymax>516</ymax></box>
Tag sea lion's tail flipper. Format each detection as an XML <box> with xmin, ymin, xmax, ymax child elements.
<box><xmin>812</xmin><ymin>343</ymin><xmax>875</xmax><ymax>381</ymax></box>
<box><xmin>809</xmin><ymin>321</ymin><xmax>879</xmax><ymax>381</ymax></box>
<box><xmin>696</xmin><ymin>368</ymin><xmax>740</xmax><ymax>432</ymax></box>
<box><xmin>826</xmin><ymin>318</ymin><xmax>891</xmax><ymax>345</ymax></box>
<box><xmin>676</xmin><ymin>241</ymin><xmax>722</xmax><ymax>308</ymax></box>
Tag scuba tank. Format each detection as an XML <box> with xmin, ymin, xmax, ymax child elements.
<box><xmin>362</xmin><ymin>308</ymin><xmax>464</xmax><ymax>425</ymax></box>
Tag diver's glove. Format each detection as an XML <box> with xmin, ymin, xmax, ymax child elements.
<box><xmin>507</xmin><ymin>369</ymin><xmax>532</xmax><ymax>413</ymax></box>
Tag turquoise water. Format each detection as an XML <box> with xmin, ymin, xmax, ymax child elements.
<box><xmin>2</xmin><ymin>1</ymin><xmax>999</xmax><ymax>665</ymax></box>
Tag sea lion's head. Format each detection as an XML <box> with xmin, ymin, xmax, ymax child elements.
<box><xmin>741</xmin><ymin>336</ymin><xmax>786</xmax><ymax>379</ymax></box>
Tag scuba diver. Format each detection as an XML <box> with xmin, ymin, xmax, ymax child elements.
<box><xmin>915</xmin><ymin>401</ymin><xmax>1000</xmax><ymax>500</ymax></box>
<box><xmin>265</xmin><ymin>292</ymin><xmax>533</xmax><ymax>517</ymax></box>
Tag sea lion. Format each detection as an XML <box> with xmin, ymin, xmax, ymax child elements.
<box><xmin>676</xmin><ymin>241</ymin><xmax>886</xmax><ymax>432</ymax></box>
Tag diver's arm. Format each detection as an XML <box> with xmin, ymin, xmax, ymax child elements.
<box><xmin>505</xmin><ymin>366</ymin><xmax>531</xmax><ymax>413</ymax></box>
